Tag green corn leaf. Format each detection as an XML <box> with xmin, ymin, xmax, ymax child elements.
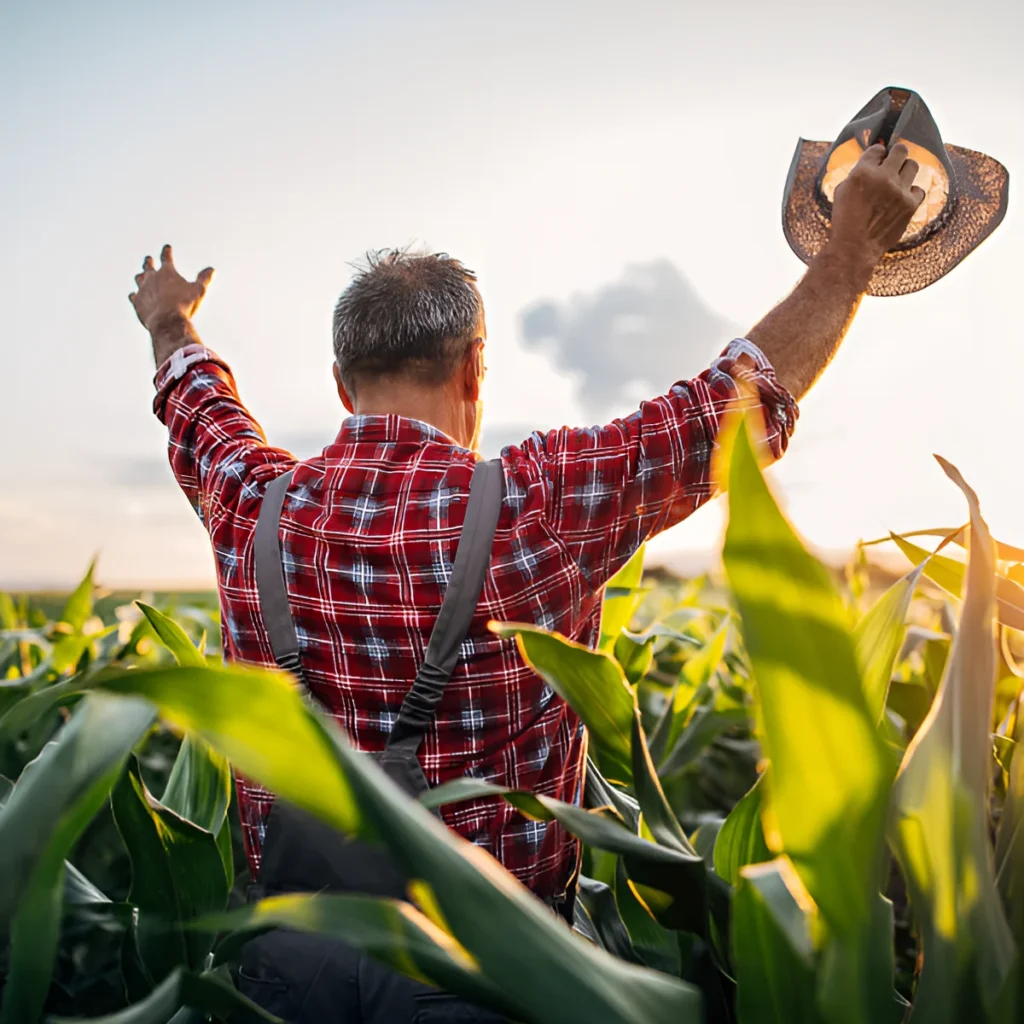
<box><xmin>96</xmin><ymin>664</ymin><xmax>361</xmax><ymax>838</ymax></box>
<box><xmin>492</xmin><ymin>622</ymin><xmax>635</xmax><ymax>785</ymax></box>
<box><xmin>46</xmin><ymin>965</ymin><xmax>281</xmax><ymax>1024</ymax></box>
<box><xmin>583</xmin><ymin>756</ymin><xmax>640</xmax><ymax>829</ymax></box>
<box><xmin>0</xmin><ymin>695</ymin><xmax>154</xmax><ymax>1024</ymax></box>
<box><xmin>0</xmin><ymin>677</ymin><xmax>85</xmax><ymax>748</ymax></box>
<box><xmin>631</xmin><ymin>708</ymin><xmax>718</xmax><ymax>937</ymax></box>
<box><xmin>891</xmin><ymin>533</ymin><xmax>1024</xmax><ymax>631</ymax></box>
<box><xmin>993</xmin><ymin>734</ymin><xmax>1016</xmax><ymax>777</ymax></box>
<box><xmin>136</xmin><ymin>603</ymin><xmax>206</xmax><ymax>668</ymax></box>
<box><xmin>722</xmin><ymin>417</ymin><xmax>895</xmax><ymax>1023</ymax></box>
<box><xmin>631</xmin><ymin>708</ymin><xmax>694</xmax><ymax>856</ymax></box>
<box><xmin>654</xmin><ymin>616</ymin><xmax>731</xmax><ymax>766</ymax></box>
<box><xmin>995</xmin><ymin>702</ymin><xmax>1024</xmax><ymax>1012</ymax></box>
<box><xmin>599</xmin><ymin>544</ymin><xmax>647</xmax><ymax>650</ymax></box>
<box><xmin>659</xmin><ymin>704</ymin><xmax>749</xmax><ymax>779</ymax></box>
<box><xmin>732</xmin><ymin>859</ymin><xmax>823</xmax><ymax>1024</ymax></box>
<box><xmin>855</xmin><ymin>563</ymin><xmax>927</xmax><ymax>724</ymax></box>
<box><xmin>111</xmin><ymin>757</ymin><xmax>229</xmax><ymax>981</ymax></box>
<box><xmin>424</xmin><ymin>775</ymin><xmax>709</xmax><ymax>935</ymax></box>
<box><xmin>138</xmin><ymin>603</ymin><xmax>233</xmax><ymax>836</ymax></box>
<box><xmin>865</xmin><ymin>525</ymin><xmax>1024</xmax><ymax>564</ymax></box>
<box><xmin>160</xmin><ymin>736</ymin><xmax>232</xmax><ymax>836</ymax></box>
<box><xmin>94</xmin><ymin>665</ymin><xmax>704</xmax><ymax>1024</ymax></box>
<box><xmin>215</xmin><ymin>812</ymin><xmax>234</xmax><ymax>894</ymax></box>
<box><xmin>714</xmin><ymin>773</ymin><xmax>772</xmax><ymax>887</ymax></box>
<box><xmin>0</xmin><ymin>592</ymin><xmax>17</xmax><ymax>630</ymax></box>
<box><xmin>58</xmin><ymin>558</ymin><xmax>97</xmax><ymax>633</ymax></box>
<box><xmin>614</xmin><ymin>630</ymin><xmax>655</xmax><ymax>685</ymax></box>
<box><xmin>574</xmin><ymin>875</ymin><xmax>644</xmax><ymax>964</ymax></box>
<box><xmin>0</xmin><ymin>694</ymin><xmax>154</xmax><ymax>929</ymax></box>
<box><xmin>889</xmin><ymin>457</ymin><xmax>1017</xmax><ymax>1023</ymax></box>
<box><xmin>690</xmin><ymin>818</ymin><xmax>724</xmax><ymax>866</ymax></box>
<box><xmin>614</xmin><ymin>858</ymin><xmax>682</xmax><ymax>976</ymax></box>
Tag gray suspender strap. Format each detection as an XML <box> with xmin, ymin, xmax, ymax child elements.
<box><xmin>386</xmin><ymin>457</ymin><xmax>504</xmax><ymax>753</ymax></box>
<box><xmin>253</xmin><ymin>469</ymin><xmax>305</xmax><ymax>685</ymax></box>
<box><xmin>253</xmin><ymin>458</ymin><xmax>505</xmax><ymax>755</ymax></box>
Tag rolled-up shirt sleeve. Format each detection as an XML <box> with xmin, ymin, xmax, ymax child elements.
<box><xmin>153</xmin><ymin>344</ymin><xmax>294</xmax><ymax>528</ymax></box>
<box><xmin>509</xmin><ymin>338</ymin><xmax>798</xmax><ymax>593</ymax></box>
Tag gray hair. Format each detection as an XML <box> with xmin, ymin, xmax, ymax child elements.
<box><xmin>332</xmin><ymin>249</ymin><xmax>482</xmax><ymax>392</ymax></box>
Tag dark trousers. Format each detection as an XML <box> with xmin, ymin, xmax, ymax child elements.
<box><xmin>239</xmin><ymin>804</ymin><xmax>574</xmax><ymax>1022</ymax></box>
<box><xmin>237</xmin><ymin>929</ymin><xmax>510</xmax><ymax>1024</ymax></box>
<box><xmin>236</xmin><ymin>895</ymin><xmax>573</xmax><ymax>1023</ymax></box>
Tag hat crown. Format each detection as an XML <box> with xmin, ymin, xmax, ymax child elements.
<box><xmin>816</xmin><ymin>87</ymin><xmax>956</xmax><ymax>248</ymax></box>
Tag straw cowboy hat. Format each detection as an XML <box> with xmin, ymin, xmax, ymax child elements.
<box><xmin>782</xmin><ymin>87</ymin><xmax>1009</xmax><ymax>296</ymax></box>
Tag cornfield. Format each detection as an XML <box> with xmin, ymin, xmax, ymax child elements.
<box><xmin>2</xmin><ymin>415</ymin><xmax>1023</xmax><ymax>1023</ymax></box>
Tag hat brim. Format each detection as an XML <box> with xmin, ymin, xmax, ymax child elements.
<box><xmin>782</xmin><ymin>139</ymin><xmax>1009</xmax><ymax>296</ymax></box>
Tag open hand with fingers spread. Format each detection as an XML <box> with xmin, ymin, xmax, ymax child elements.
<box><xmin>826</xmin><ymin>142</ymin><xmax>927</xmax><ymax>281</ymax></box>
<box><xmin>128</xmin><ymin>245</ymin><xmax>215</xmax><ymax>365</ymax></box>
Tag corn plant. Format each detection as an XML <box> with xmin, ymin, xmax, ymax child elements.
<box><xmin>1</xmin><ymin>415</ymin><xmax>1022</xmax><ymax>1022</ymax></box>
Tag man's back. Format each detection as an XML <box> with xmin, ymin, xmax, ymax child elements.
<box><xmin>152</xmin><ymin>336</ymin><xmax>797</xmax><ymax>901</ymax></box>
<box><xmin>217</xmin><ymin>413</ymin><xmax>591</xmax><ymax>900</ymax></box>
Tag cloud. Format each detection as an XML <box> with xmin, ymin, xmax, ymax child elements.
<box><xmin>520</xmin><ymin>259</ymin><xmax>738</xmax><ymax>418</ymax></box>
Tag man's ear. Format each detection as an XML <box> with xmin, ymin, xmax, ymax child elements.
<box><xmin>463</xmin><ymin>340</ymin><xmax>485</xmax><ymax>402</ymax></box>
<box><xmin>333</xmin><ymin>363</ymin><xmax>355</xmax><ymax>414</ymax></box>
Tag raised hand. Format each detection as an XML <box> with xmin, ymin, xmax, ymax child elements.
<box><xmin>828</xmin><ymin>143</ymin><xmax>927</xmax><ymax>271</ymax></box>
<box><xmin>129</xmin><ymin>245</ymin><xmax>215</xmax><ymax>364</ymax></box>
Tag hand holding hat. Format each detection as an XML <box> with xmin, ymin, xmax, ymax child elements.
<box><xmin>827</xmin><ymin>141</ymin><xmax>929</xmax><ymax>282</ymax></box>
<box><xmin>783</xmin><ymin>87</ymin><xmax>1009</xmax><ymax>295</ymax></box>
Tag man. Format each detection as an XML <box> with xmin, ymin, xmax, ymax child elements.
<box><xmin>129</xmin><ymin>142</ymin><xmax>923</xmax><ymax>1019</ymax></box>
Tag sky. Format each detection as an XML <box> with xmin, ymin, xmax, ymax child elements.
<box><xmin>1</xmin><ymin>0</ymin><xmax>1022</xmax><ymax>587</ymax></box>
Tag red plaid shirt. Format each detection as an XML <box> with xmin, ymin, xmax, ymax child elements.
<box><xmin>153</xmin><ymin>338</ymin><xmax>796</xmax><ymax>899</ymax></box>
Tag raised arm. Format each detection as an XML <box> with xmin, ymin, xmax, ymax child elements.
<box><xmin>517</xmin><ymin>142</ymin><xmax>924</xmax><ymax>594</ymax></box>
<box><xmin>747</xmin><ymin>141</ymin><xmax>925</xmax><ymax>399</ymax></box>
<box><xmin>129</xmin><ymin>246</ymin><xmax>293</xmax><ymax>524</ymax></box>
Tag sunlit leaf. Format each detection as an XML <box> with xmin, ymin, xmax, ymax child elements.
<box><xmin>599</xmin><ymin>544</ymin><xmax>648</xmax><ymax>650</ymax></box>
<box><xmin>491</xmin><ymin>622</ymin><xmax>634</xmax><ymax>785</ymax></box>
<box><xmin>59</xmin><ymin>558</ymin><xmax>97</xmax><ymax>633</ymax></box>
<box><xmin>614</xmin><ymin>631</ymin><xmax>655</xmax><ymax>685</ymax></box>
<box><xmin>714</xmin><ymin>773</ymin><xmax>772</xmax><ymax>887</ymax></box>
<box><xmin>865</xmin><ymin>525</ymin><xmax>1024</xmax><ymax>564</ymax></box>
<box><xmin>993</xmin><ymin>734</ymin><xmax>1016</xmax><ymax>777</ymax></box>
<box><xmin>96</xmin><ymin>664</ymin><xmax>361</xmax><ymax>837</ymax></box>
<box><xmin>722</xmin><ymin>416</ymin><xmax>895</xmax><ymax>1022</ymax></box>
<box><xmin>138</xmin><ymin>604</ymin><xmax>233</xmax><ymax>836</ymax></box>
<box><xmin>891</xmin><ymin>533</ymin><xmax>1024</xmax><ymax>631</ymax></box>
<box><xmin>889</xmin><ymin>457</ymin><xmax>1016</xmax><ymax>1022</ymax></box>
<box><xmin>136</xmin><ymin>603</ymin><xmax>206</xmax><ymax>668</ymax></box>
<box><xmin>855</xmin><ymin>564</ymin><xmax>927</xmax><ymax>723</ymax></box>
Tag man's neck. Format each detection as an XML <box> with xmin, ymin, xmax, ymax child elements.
<box><xmin>351</xmin><ymin>388</ymin><xmax>467</xmax><ymax>447</ymax></box>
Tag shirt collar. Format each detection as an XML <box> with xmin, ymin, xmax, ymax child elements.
<box><xmin>332</xmin><ymin>413</ymin><xmax>466</xmax><ymax>449</ymax></box>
